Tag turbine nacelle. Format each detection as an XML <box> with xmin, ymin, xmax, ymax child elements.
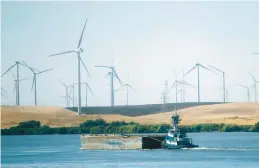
<box><xmin>76</xmin><ymin>48</ymin><xmax>83</xmax><ymax>53</ymax></box>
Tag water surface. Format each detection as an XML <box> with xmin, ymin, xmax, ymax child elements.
<box><xmin>2</xmin><ymin>132</ymin><xmax>259</xmax><ymax>168</ymax></box>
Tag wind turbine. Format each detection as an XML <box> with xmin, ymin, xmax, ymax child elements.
<box><xmin>69</xmin><ymin>84</ymin><xmax>76</xmax><ymax>107</ymax></box>
<box><xmin>60</xmin><ymin>81</ymin><xmax>69</xmax><ymax>107</ymax></box>
<box><xmin>11</xmin><ymin>73</ymin><xmax>28</xmax><ymax>105</ymax></box>
<box><xmin>238</xmin><ymin>84</ymin><xmax>250</xmax><ymax>102</ymax></box>
<box><xmin>1</xmin><ymin>61</ymin><xmax>30</xmax><ymax>105</ymax></box>
<box><xmin>184</xmin><ymin>62</ymin><xmax>216</xmax><ymax>103</ymax></box>
<box><xmin>49</xmin><ymin>18</ymin><xmax>91</xmax><ymax>115</ymax></box>
<box><xmin>248</xmin><ymin>72</ymin><xmax>258</xmax><ymax>102</ymax></box>
<box><xmin>172</xmin><ymin>69</ymin><xmax>195</xmax><ymax>103</ymax></box>
<box><xmin>170</xmin><ymin>69</ymin><xmax>181</xmax><ymax>104</ymax></box>
<box><xmin>208</xmin><ymin>64</ymin><xmax>226</xmax><ymax>103</ymax></box>
<box><xmin>95</xmin><ymin>57</ymin><xmax>123</xmax><ymax>107</ymax></box>
<box><xmin>21</xmin><ymin>62</ymin><xmax>53</xmax><ymax>106</ymax></box>
<box><xmin>122</xmin><ymin>73</ymin><xmax>136</xmax><ymax>106</ymax></box>
<box><xmin>216</xmin><ymin>87</ymin><xmax>229</xmax><ymax>102</ymax></box>
<box><xmin>1</xmin><ymin>88</ymin><xmax>8</xmax><ymax>98</ymax></box>
<box><xmin>74</xmin><ymin>82</ymin><xmax>94</xmax><ymax>107</ymax></box>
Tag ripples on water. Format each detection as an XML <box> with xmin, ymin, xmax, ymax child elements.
<box><xmin>2</xmin><ymin>133</ymin><xmax>259</xmax><ymax>168</ymax></box>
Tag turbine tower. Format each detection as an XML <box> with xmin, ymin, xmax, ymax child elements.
<box><xmin>95</xmin><ymin>59</ymin><xmax>123</xmax><ymax>107</ymax></box>
<box><xmin>238</xmin><ymin>84</ymin><xmax>250</xmax><ymax>102</ymax></box>
<box><xmin>1</xmin><ymin>61</ymin><xmax>29</xmax><ymax>105</ymax></box>
<box><xmin>49</xmin><ymin>18</ymin><xmax>91</xmax><ymax>115</ymax></box>
<box><xmin>208</xmin><ymin>64</ymin><xmax>226</xmax><ymax>103</ymax></box>
<box><xmin>184</xmin><ymin>62</ymin><xmax>215</xmax><ymax>103</ymax></box>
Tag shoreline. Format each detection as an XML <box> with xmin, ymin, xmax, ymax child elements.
<box><xmin>2</xmin><ymin>119</ymin><xmax>259</xmax><ymax>136</ymax></box>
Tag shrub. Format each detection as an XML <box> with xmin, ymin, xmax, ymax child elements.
<box><xmin>17</xmin><ymin>120</ymin><xmax>41</xmax><ymax>128</ymax></box>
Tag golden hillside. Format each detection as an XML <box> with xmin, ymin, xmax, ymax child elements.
<box><xmin>1</xmin><ymin>103</ymin><xmax>259</xmax><ymax>128</ymax></box>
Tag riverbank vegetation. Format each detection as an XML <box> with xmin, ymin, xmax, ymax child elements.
<box><xmin>1</xmin><ymin>119</ymin><xmax>259</xmax><ymax>135</ymax></box>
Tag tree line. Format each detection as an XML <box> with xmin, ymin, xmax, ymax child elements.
<box><xmin>1</xmin><ymin>119</ymin><xmax>259</xmax><ymax>135</ymax></box>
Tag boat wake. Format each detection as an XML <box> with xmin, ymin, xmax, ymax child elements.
<box><xmin>183</xmin><ymin>147</ymin><xmax>259</xmax><ymax>151</ymax></box>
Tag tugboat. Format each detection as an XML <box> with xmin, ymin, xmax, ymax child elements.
<box><xmin>162</xmin><ymin>112</ymin><xmax>198</xmax><ymax>149</ymax></box>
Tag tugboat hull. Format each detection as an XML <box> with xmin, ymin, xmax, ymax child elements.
<box><xmin>162</xmin><ymin>143</ymin><xmax>199</xmax><ymax>149</ymax></box>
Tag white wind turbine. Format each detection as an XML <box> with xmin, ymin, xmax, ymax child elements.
<box><xmin>208</xmin><ymin>64</ymin><xmax>226</xmax><ymax>103</ymax></box>
<box><xmin>11</xmin><ymin>73</ymin><xmax>28</xmax><ymax>105</ymax></box>
<box><xmin>171</xmin><ymin>69</ymin><xmax>195</xmax><ymax>103</ymax></box>
<box><xmin>248</xmin><ymin>72</ymin><xmax>258</xmax><ymax>102</ymax></box>
<box><xmin>122</xmin><ymin>73</ymin><xmax>136</xmax><ymax>106</ymax></box>
<box><xmin>95</xmin><ymin>57</ymin><xmax>123</xmax><ymax>107</ymax></box>
<box><xmin>49</xmin><ymin>18</ymin><xmax>91</xmax><ymax>115</ymax></box>
<box><xmin>74</xmin><ymin>82</ymin><xmax>94</xmax><ymax>107</ymax></box>
<box><xmin>69</xmin><ymin>84</ymin><xmax>76</xmax><ymax>107</ymax></box>
<box><xmin>60</xmin><ymin>81</ymin><xmax>69</xmax><ymax>108</ymax></box>
<box><xmin>184</xmin><ymin>62</ymin><xmax>216</xmax><ymax>103</ymax></box>
<box><xmin>1</xmin><ymin>88</ymin><xmax>8</xmax><ymax>99</ymax></box>
<box><xmin>1</xmin><ymin>61</ymin><xmax>31</xmax><ymax>105</ymax></box>
<box><xmin>21</xmin><ymin>62</ymin><xmax>53</xmax><ymax>106</ymax></box>
<box><xmin>238</xmin><ymin>84</ymin><xmax>250</xmax><ymax>102</ymax></box>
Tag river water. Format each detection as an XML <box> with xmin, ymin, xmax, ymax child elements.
<box><xmin>1</xmin><ymin>132</ymin><xmax>259</xmax><ymax>168</ymax></box>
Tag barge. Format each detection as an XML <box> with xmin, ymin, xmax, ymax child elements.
<box><xmin>80</xmin><ymin>112</ymin><xmax>198</xmax><ymax>150</ymax></box>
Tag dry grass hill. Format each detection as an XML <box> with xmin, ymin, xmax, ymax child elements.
<box><xmin>1</xmin><ymin>103</ymin><xmax>259</xmax><ymax>128</ymax></box>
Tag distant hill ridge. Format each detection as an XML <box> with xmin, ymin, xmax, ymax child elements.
<box><xmin>67</xmin><ymin>102</ymin><xmax>224</xmax><ymax>116</ymax></box>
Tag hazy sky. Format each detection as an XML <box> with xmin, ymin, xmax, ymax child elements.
<box><xmin>1</xmin><ymin>1</ymin><xmax>259</xmax><ymax>107</ymax></box>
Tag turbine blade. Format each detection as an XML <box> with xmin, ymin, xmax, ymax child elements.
<box><xmin>31</xmin><ymin>76</ymin><xmax>35</xmax><ymax>92</ymax></box>
<box><xmin>1</xmin><ymin>88</ymin><xmax>7</xmax><ymax>94</ymax></box>
<box><xmin>252</xmin><ymin>53</ymin><xmax>259</xmax><ymax>54</ymax></box>
<box><xmin>127</xmin><ymin>84</ymin><xmax>136</xmax><ymax>92</ymax></box>
<box><xmin>199</xmin><ymin>64</ymin><xmax>217</xmax><ymax>74</ymax></box>
<box><xmin>113</xmin><ymin>69</ymin><xmax>123</xmax><ymax>86</ymax></box>
<box><xmin>184</xmin><ymin>65</ymin><xmax>196</xmax><ymax>77</ymax></box>
<box><xmin>13</xmin><ymin>83</ymin><xmax>16</xmax><ymax>95</ymax></box>
<box><xmin>49</xmin><ymin>50</ymin><xmax>75</xmax><ymax>57</ymax></box>
<box><xmin>77</xmin><ymin>18</ymin><xmax>88</xmax><ymax>49</ymax></box>
<box><xmin>19</xmin><ymin>78</ymin><xmax>28</xmax><ymax>81</ymax></box>
<box><xmin>170</xmin><ymin>81</ymin><xmax>176</xmax><ymax>89</ymax></box>
<box><xmin>69</xmin><ymin>88</ymin><xmax>72</xmax><ymax>96</ymax></box>
<box><xmin>183</xmin><ymin>81</ymin><xmax>195</xmax><ymax>88</ymax></box>
<box><xmin>248</xmin><ymin>72</ymin><xmax>256</xmax><ymax>82</ymax></box>
<box><xmin>11</xmin><ymin>72</ymin><xmax>16</xmax><ymax>80</ymax></box>
<box><xmin>173</xmin><ymin>68</ymin><xmax>177</xmax><ymax>79</ymax></box>
<box><xmin>112</xmin><ymin>56</ymin><xmax>120</xmax><ymax>67</ymax></box>
<box><xmin>87</xmin><ymin>84</ymin><xmax>94</xmax><ymax>96</ymax></box>
<box><xmin>104</xmin><ymin>72</ymin><xmax>110</xmax><ymax>78</ymax></box>
<box><xmin>1</xmin><ymin>93</ymin><xmax>7</xmax><ymax>98</ymax></box>
<box><xmin>19</xmin><ymin>61</ymin><xmax>39</xmax><ymax>72</ymax></box>
<box><xmin>238</xmin><ymin>84</ymin><xmax>248</xmax><ymax>89</ymax></box>
<box><xmin>115</xmin><ymin>88</ymin><xmax>124</xmax><ymax>92</ymax></box>
<box><xmin>249</xmin><ymin>84</ymin><xmax>255</xmax><ymax>91</ymax></box>
<box><xmin>95</xmin><ymin>65</ymin><xmax>111</xmax><ymax>69</ymax></box>
<box><xmin>207</xmin><ymin>64</ymin><xmax>223</xmax><ymax>73</ymax></box>
<box><xmin>1</xmin><ymin>64</ymin><xmax>16</xmax><ymax>77</ymax></box>
<box><xmin>79</xmin><ymin>56</ymin><xmax>91</xmax><ymax>78</ymax></box>
<box><xmin>59</xmin><ymin>80</ymin><xmax>67</xmax><ymax>87</ymax></box>
<box><xmin>37</xmin><ymin>68</ymin><xmax>53</xmax><ymax>74</ymax></box>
